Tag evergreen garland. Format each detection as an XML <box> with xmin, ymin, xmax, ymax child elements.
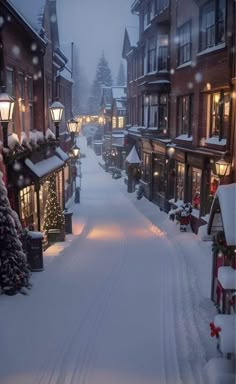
<box><xmin>0</xmin><ymin>172</ymin><xmax>31</xmax><ymax>295</ymax></box>
<box><xmin>212</xmin><ymin>231</ymin><xmax>236</xmax><ymax>266</ymax></box>
<box><xmin>43</xmin><ymin>175</ymin><xmax>65</xmax><ymax>233</ymax></box>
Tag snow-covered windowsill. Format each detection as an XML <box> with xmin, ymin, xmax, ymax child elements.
<box><xmin>205</xmin><ymin>137</ymin><xmax>226</xmax><ymax>146</ymax></box>
<box><xmin>177</xmin><ymin>61</ymin><xmax>192</xmax><ymax>69</ymax></box>
<box><xmin>197</xmin><ymin>43</ymin><xmax>226</xmax><ymax>57</ymax></box>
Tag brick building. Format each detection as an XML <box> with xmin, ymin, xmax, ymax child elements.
<box><xmin>0</xmin><ymin>0</ymin><xmax>74</xmax><ymax>234</ymax></box>
<box><xmin>123</xmin><ymin>0</ymin><xmax>235</xmax><ymax>232</ymax></box>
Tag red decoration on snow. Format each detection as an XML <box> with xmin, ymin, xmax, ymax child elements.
<box><xmin>209</xmin><ymin>322</ymin><xmax>221</xmax><ymax>338</ymax></box>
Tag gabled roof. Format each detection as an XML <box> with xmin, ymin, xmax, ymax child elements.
<box><xmin>112</xmin><ymin>86</ymin><xmax>126</xmax><ymax>100</ymax></box>
<box><xmin>208</xmin><ymin>183</ymin><xmax>236</xmax><ymax>246</ymax></box>
<box><xmin>122</xmin><ymin>26</ymin><xmax>139</xmax><ymax>58</ymax></box>
<box><xmin>100</xmin><ymin>87</ymin><xmax>112</xmax><ymax>108</ymax></box>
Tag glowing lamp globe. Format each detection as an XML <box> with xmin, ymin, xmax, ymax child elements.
<box><xmin>49</xmin><ymin>101</ymin><xmax>64</xmax><ymax>123</ymax></box>
<box><xmin>0</xmin><ymin>92</ymin><xmax>15</xmax><ymax>122</ymax></box>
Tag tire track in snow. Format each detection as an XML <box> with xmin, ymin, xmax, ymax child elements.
<box><xmin>36</xmin><ymin>228</ymin><xmax>128</xmax><ymax>384</ymax></box>
<box><xmin>73</xmin><ymin>231</ymin><xmax>128</xmax><ymax>384</ymax></box>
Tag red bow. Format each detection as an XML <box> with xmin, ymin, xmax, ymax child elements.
<box><xmin>209</xmin><ymin>322</ymin><xmax>221</xmax><ymax>337</ymax></box>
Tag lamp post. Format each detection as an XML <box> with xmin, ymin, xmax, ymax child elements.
<box><xmin>49</xmin><ymin>100</ymin><xmax>64</xmax><ymax>140</ymax></box>
<box><xmin>215</xmin><ymin>156</ymin><xmax>231</xmax><ymax>183</ymax></box>
<box><xmin>69</xmin><ymin>144</ymin><xmax>81</xmax><ymax>203</ymax></box>
<box><xmin>0</xmin><ymin>89</ymin><xmax>15</xmax><ymax>148</ymax></box>
<box><xmin>67</xmin><ymin>117</ymin><xmax>78</xmax><ymax>145</ymax></box>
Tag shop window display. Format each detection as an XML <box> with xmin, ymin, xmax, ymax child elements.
<box><xmin>192</xmin><ymin>168</ymin><xmax>201</xmax><ymax>209</ymax></box>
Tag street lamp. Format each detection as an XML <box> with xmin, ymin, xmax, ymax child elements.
<box><xmin>0</xmin><ymin>90</ymin><xmax>15</xmax><ymax>148</ymax></box>
<box><xmin>67</xmin><ymin>117</ymin><xmax>78</xmax><ymax>145</ymax></box>
<box><xmin>49</xmin><ymin>100</ymin><xmax>64</xmax><ymax>140</ymax></box>
<box><xmin>71</xmin><ymin>144</ymin><xmax>80</xmax><ymax>159</ymax></box>
<box><xmin>215</xmin><ymin>157</ymin><xmax>231</xmax><ymax>180</ymax></box>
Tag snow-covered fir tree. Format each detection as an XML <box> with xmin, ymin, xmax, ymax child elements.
<box><xmin>116</xmin><ymin>61</ymin><xmax>126</xmax><ymax>86</ymax></box>
<box><xmin>43</xmin><ymin>175</ymin><xmax>65</xmax><ymax>233</ymax></box>
<box><xmin>88</xmin><ymin>52</ymin><xmax>113</xmax><ymax>114</ymax></box>
<box><xmin>0</xmin><ymin>172</ymin><xmax>31</xmax><ymax>295</ymax></box>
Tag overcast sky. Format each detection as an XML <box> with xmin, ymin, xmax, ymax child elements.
<box><xmin>57</xmin><ymin>0</ymin><xmax>138</xmax><ymax>83</ymax></box>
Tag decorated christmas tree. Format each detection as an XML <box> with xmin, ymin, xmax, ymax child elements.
<box><xmin>43</xmin><ymin>175</ymin><xmax>65</xmax><ymax>233</ymax></box>
<box><xmin>0</xmin><ymin>172</ymin><xmax>31</xmax><ymax>295</ymax></box>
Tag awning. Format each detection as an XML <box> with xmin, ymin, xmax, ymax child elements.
<box><xmin>56</xmin><ymin>147</ymin><xmax>69</xmax><ymax>161</ymax></box>
<box><xmin>25</xmin><ymin>156</ymin><xmax>64</xmax><ymax>178</ymax></box>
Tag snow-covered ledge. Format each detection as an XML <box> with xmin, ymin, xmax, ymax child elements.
<box><xmin>204</xmin><ymin>357</ymin><xmax>235</xmax><ymax>384</ymax></box>
<box><xmin>175</xmin><ymin>134</ymin><xmax>193</xmax><ymax>142</ymax></box>
<box><xmin>218</xmin><ymin>267</ymin><xmax>236</xmax><ymax>290</ymax></box>
<box><xmin>214</xmin><ymin>314</ymin><xmax>236</xmax><ymax>354</ymax></box>
<box><xmin>205</xmin><ymin>137</ymin><xmax>226</xmax><ymax>146</ymax></box>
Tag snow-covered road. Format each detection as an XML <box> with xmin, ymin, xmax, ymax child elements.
<box><xmin>0</xmin><ymin>137</ymin><xmax>218</xmax><ymax>384</ymax></box>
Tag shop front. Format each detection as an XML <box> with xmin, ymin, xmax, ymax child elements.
<box><xmin>8</xmin><ymin>150</ymin><xmax>68</xmax><ymax>233</ymax></box>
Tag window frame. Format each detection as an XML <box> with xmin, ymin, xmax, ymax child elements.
<box><xmin>28</xmin><ymin>76</ymin><xmax>34</xmax><ymax>131</ymax></box>
<box><xmin>209</xmin><ymin>90</ymin><xmax>230</xmax><ymax>139</ymax></box>
<box><xmin>177</xmin><ymin>94</ymin><xmax>194</xmax><ymax>137</ymax></box>
<box><xmin>147</xmin><ymin>37</ymin><xmax>157</xmax><ymax>73</ymax></box>
<box><xmin>18</xmin><ymin>72</ymin><xmax>26</xmax><ymax>132</ymax></box>
<box><xmin>199</xmin><ymin>0</ymin><xmax>226</xmax><ymax>51</ymax></box>
<box><xmin>157</xmin><ymin>35</ymin><xmax>168</xmax><ymax>71</ymax></box>
<box><xmin>178</xmin><ymin>21</ymin><xmax>191</xmax><ymax>65</ymax></box>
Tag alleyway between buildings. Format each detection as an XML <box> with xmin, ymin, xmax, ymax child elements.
<box><xmin>0</xmin><ymin>136</ymin><xmax>219</xmax><ymax>384</ymax></box>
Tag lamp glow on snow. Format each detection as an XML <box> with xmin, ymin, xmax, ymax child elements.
<box><xmin>0</xmin><ymin>90</ymin><xmax>15</xmax><ymax>148</ymax></box>
<box><xmin>49</xmin><ymin>100</ymin><xmax>64</xmax><ymax>140</ymax></box>
<box><xmin>215</xmin><ymin>157</ymin><xmax>231</xmax><ymax>179</ymax></box>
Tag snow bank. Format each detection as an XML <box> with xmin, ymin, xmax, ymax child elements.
<box><xmin>214</xmin><ymin>314</ymin><xmax>236</xmax><ymax>354</ymax></box>
<box><xmin>198</xmin><ymin>223</ymin><xmax>213</xmax><ymax>241</ymax></box>
<box><xmin>204</xmin><ymin>357</ymin><xmax>235</xmax><ymax>384</ymax></box>
<box><xmin>218</xmin><ymin>267</ymin><xmax>236</xmax><ymax>290</ymax></box>
<box><xmin>8</xmin><ymin>132</ymin><xmax>20</xmax><ymax>150</ymax></box>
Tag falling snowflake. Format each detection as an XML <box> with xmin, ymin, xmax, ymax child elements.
<box><xmin>13</xmin><ymin>162</ymin><xmax>22</xmax><ymax>172</ymax></box>
<box><xmin>12</xmin><ymin>45</ymin><xmax>20</xmax><ymax>58</ymax></box>
<box><xmin>187</xmin><ymin>82</ymin><xmax>193</xmax><ymax>89</ymax></box>
<box><xmin>31</xmin><ymin>43</ymin><xmax>37</xmax><ymax>52</ymax></box>
<box><xmin>195</xmin><ymin>72</ymin><xmax>203</xmax><ymax>83</ymax></box>
<box><xmin>32</xmin><ymin>56</ymin><xmax>39</xmax><ymax>65</ymax></box>
<box><xmin>170</xmin><ymin>68</ymin><xmax>175</xmax><ymax>75</ymax></box>
<box><xmin>50</xmin><ymin>14</ymin><xmax>57</xmax><ymax>23</ymax></box>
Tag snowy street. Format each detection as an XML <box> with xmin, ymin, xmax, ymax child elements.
<box><xmin>0</xmin><ymin>136</ymin><xmax>218</xmax><ymax>384</ymax></box>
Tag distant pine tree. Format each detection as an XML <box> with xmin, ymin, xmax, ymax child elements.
<box><xmin>116</xmin><ymin>61</ymin><xmax>126</xmax><ymax>86</ymax></box>
<box><xmin>88</xmin><ymin>52</ymin><xmax>113</xmax><ymax>114</ymax></box>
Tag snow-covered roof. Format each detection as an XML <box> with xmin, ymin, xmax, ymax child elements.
<box><xmin>112</xmin><ymin>86</ymin><xmax>126</xmax><ymax>100</ymax></box>
<box><xmin>59</xmin><ymin>67</ymin><xmax>73</xmax><ymax>83</ymax></box>
<box><xmin>126</xmin><ymin>145</ymin><xmax>141</xmax><ymax>164</ymax></box>
<box><xmin>116</xmin><ymin>100</ymin><xmax>126</xmax><ymax>110</ymax></box>
<box><xmin>8</xmin><ymin>0</ymin><xmax>45</xmax><ymax>33</ymax></box>
<box><xmin>56</xmin><ymin>147</ymin><xmax>69</xmax><ymax>162</ymax></box>
<box><xmin>25</xmin><ymin>156</ymin><xmax>64</xmax><ymax>178</ymax></box>
<box><xmin>126</xmin><ymin>26</ymin><xmax>139</xmax><ymax>47</ymax></box>
<box><xmin>214</xmin><ymin>314</ymin><xmax>236</xmax><ymax>354</ymax></box>
<box><xmin>218</xmin><ymin>267</ymin><xmax>236</xmax><ymax>290</ymax></box>
<box><xmin>215</xmin><ymin>183</ymin><xmax>236</xmax><ymax>245</ymax></box>
<box><xmin>112</xmin><ymin>133</ymin><xmax>125</xmax><ymax>138</ymax></box>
